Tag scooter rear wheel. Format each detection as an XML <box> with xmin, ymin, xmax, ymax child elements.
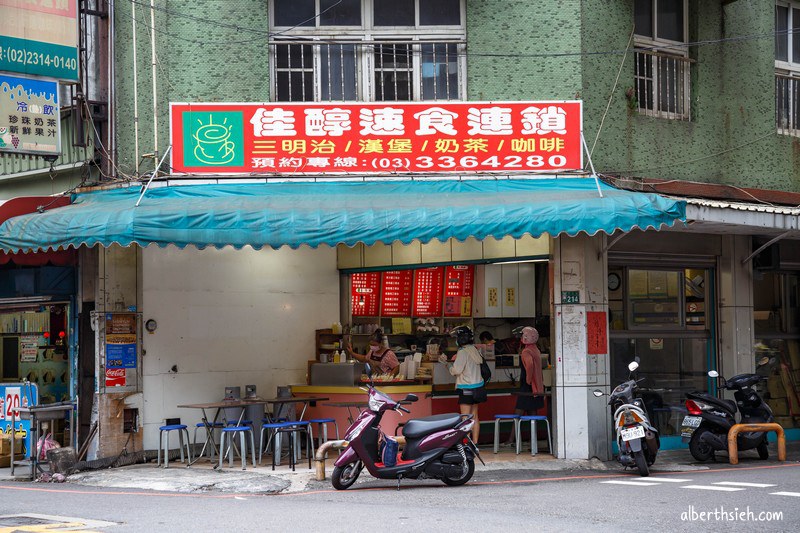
<box><xmin>633</xmin><ymin>449</ymin><xmax>649</xmax><ymax>477</ymax></box>
<box><xmin>332</xmin><ymin>460</ymin><xmax>363</xmax><ymax>490</ymax></box>
<box><xmin>442</xmin><ymin>458</ymin><xmax>475</xmax><ymax>486</ymax></box>
<box><xmin>689</xmin><ymin>429</ymin><xmax>715</xmax><ymax>462</ymax></box>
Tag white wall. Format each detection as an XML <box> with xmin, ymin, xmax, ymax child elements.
<box><xmin>140</xmin><ymin>245</ymin><xmax>339</xmax><ymax>449</ymax></box>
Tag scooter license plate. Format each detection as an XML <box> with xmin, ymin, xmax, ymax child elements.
<box><xmin>621</xmin><ymin>426</ymin><xmax>645</xmax><ymax>441</ymax></box>
<box><xmin>680</xmin><ymin>415</ymin><xmax>702</xmax><ymax>437</ymax></box>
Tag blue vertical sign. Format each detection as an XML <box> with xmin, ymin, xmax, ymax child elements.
<box><xmin>0</xmin><ymin>382</ymin><xmax>39</xmax><ymax>458</ymax></box>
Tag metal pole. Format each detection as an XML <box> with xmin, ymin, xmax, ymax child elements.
<box><xmin>581</xmin><ymin>133</ymin><xmax>603</xmax><ymax>198</ymax></box>
<box><xmin>135</xmin><ymin>145</ymin><xmax>171</xmax><ymax>207</ymax></box>
<box><xmin>150</xmin><ymin>0</ymin><xmax>158</xmax><ymax>161</ymax></box>
<box><xmin>131</xmin><ymin>0</ymin><xmax>139</xmax><ymax>174</ymax></box>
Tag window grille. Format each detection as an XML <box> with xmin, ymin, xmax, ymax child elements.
<box><xmin>634</xmin><ymin>49</ymin><xmax>692</xmax><ymax>120</ymax></box>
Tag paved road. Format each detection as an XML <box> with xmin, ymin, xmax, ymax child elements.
<box><xmin>1</xmin><ymin>461</ymin><xmax>798</xmax><ymax>532</ymax></box>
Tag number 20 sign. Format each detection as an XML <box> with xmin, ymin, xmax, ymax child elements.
<box><xmin>0</xmin><ymin>387</ymin><xmax>20</xmax><ymax>421</ymax></box>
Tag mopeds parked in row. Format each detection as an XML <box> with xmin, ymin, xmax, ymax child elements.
<box><xmin>594</xmin><ymin>361</ymin><xmax>660</xmax><ymax>476</ymax></box>
<box><xmin>682</xmin><ymin>360</ymin><xmax>773</xmax><ymax>462</ymax></box>
<box><xmin>331</xmin><ymin>363</ymin><xmax>484</xmax><ymax>490</ymax></box>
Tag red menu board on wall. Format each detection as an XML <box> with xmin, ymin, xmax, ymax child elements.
<box><xmin>351</xmin><ymin>272</ymin><xmax>380</xmax><ymax>316</ymax></box>
<box><xmin>413</xmin><ymin>267</ymin><xmax>444</xmax><ymax>317</ymax></box>
<box><xmin>444</xmin><ymin>265</ymin><xmax>475</xmax><ymax>317</ymax></box>
<box><xmin>381</xmin><ymin>270</ymin><xmax>414</xmax><ymax>316</ymax></box>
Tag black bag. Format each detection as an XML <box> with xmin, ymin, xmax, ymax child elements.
<box><xmin>479</xmin><ymin>354</ymin><xmax>492</xmax><ymax>382</ymax></box>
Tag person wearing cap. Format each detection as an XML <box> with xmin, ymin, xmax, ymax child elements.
<box><xmin>504</xmin><ymin>326</ymin><xmax>544</xmax><ymax>445</ymax></box>
<box><xmin>439</xmin><ymin>325</ymin><xmax>486</xmax><ymax>443</ymax></box>
<box><xmin>344</xmin><ymin>329</ymin><xmax>400</xmax><ymax>376</ymax></box>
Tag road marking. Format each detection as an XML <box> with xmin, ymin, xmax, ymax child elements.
<box><xmin>648</xmin><ymin>478</ymin><xmax>692</xmax><ymax>483</ymax></box>
<box><xmin>682</xmin><ymin>485</ymin><xmax>745</xmax><ymax>492</ymax></box>
<box><xmin>0</xmin><ymin>513</ymin><xmax>117</xmax><ymax>532</ymax></box>
<box><xmin>713</xmin><ymin>482</ymin><xmax>776</xmax><ymax>488</ymax></box>
<box><xmin>770</xmin><ymin>491</ymin><xmax>800</xmax><ymax>497</ymax></box>
<box><xmin>600</xmin><ymin>480</ymin><xmax>661</xmax><ymax>486</ymax></box>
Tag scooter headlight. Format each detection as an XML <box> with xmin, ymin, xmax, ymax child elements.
<box><xmin>368</xmin><ymin>395</ymin><xmax>386</xmax><ymax>411</ymax></box>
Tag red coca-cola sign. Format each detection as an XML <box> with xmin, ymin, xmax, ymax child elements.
<box><xmin>105</xmin><ymin>368</ymin><xmax>126</xmax><ymax>387</ymax></box>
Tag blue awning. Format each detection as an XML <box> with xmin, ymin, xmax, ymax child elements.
<box><xmin>0</xmin><ymin>178</ymin><xmax>685</xmax><ymax>253</ymax></box>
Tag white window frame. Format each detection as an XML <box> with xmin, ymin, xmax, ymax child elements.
<box><xmin>269</xmin><ymin>0</ymin><xmax>467</xmax><ymax>102</ymax></box>
<box><xmin>633</xmin><ymin>0</ymin><xmax>691</xmax><ymax>120</ymax></box>
<box><xmin>776</xmin><ymin>1</ymin><xmax>800</xmax><ymax>135</ymax></box>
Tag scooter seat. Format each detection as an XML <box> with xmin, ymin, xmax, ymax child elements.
<box><xmin>402</xmin><ymin>413</ymin><xmax>462</xmax><ymax>439</ymax></box>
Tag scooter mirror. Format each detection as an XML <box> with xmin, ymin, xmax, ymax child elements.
<box><xmin>628</xmin><ymin>361</ymin><xmax>639</xmax><ymax>372</ymax></box>
<box><xmin>592</xmin><ymin>390</ymin><xmax>604</xmax><ymax>397</ymax></box>
<box><xmin>756</xmin><ymin>356</ymin><xmax>770</xmax><ymax>368</ymax></box>
<box><xmin>364</xmin><ymin>363</ymin><xmax>372</xmax><ymax>377</ymax></box>
<box><xmin>404</xmin><ymin>393</ymin><xmax>418</xmax><ymax>403</ymax></box>
<box><xmin>708</xmin><ymin>370</ymin><xmax>719</xmax><ymax>378</ymax></box>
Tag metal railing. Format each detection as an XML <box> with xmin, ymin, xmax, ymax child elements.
<box><xmin>634</xmin><ymin>49</ymin><xmax>692</xmax><ymax>120</ymax></box>
<box><xmin>776</xmin><ymin>73</ymin><xmax>800</xmax><ymax>135</ymax></box>
<box><xmin>270</xmin><ymin>40</ymin><xmax>462</xmax><ymax>102</ymax></box>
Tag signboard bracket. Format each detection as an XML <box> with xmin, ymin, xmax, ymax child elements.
<box><xmin>580</xmin><ymin>133</ymin><xmax>603</xmax><ymax>198</ymax></box>
<box><xmin>136</xmin><ymin>145</ymin><xmax>172</xmax><ymax>207</ymax></box>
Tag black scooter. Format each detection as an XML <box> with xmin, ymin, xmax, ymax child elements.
<box><xmin>681</xmin><ymin>362</ymin><xmax>773</xmax><ymax>462</ymax></box>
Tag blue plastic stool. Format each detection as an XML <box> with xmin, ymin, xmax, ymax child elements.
<box><xmin>158</xmin><ymin>424</ymin><xmax>192</xmax><ymax>467</ymax></box>
<box><xmin>493</xmin><ymin>414</ymin><xmax>520</xmax><ymax>454</ymax></box>
<box><xmin>259</xmin><ymin>421</ymin><xmax>312</xmax><ymax>470</ymax></box>
<box><xmin>308</xmin><ymin>418</ymin><xmax>339</xmax><ymax>456</ymax></box>
<box><xmin>518</xmin><ymin>415</ymin><xmax>552</xmax><ymax>455</ymax></box>
<box><xmin>219</xmin><ymin>426</ymin><xmax>256</xmax><ymax>470</ymax></box>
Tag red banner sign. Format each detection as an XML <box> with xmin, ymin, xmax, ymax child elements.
<box><xmin>381</xmin><ymin>270</ymin><xmax>414</xmax><ymax>317</ymax></box>
<box><xmin>587</xmin><ymin>311</ymin><xmax>608</xmax><ymax>355</ymax></box>
<box><xmin>413</xmin><ymin>267</ymin><xmax>444</xmax><ymax>317</ymax></box>
<box><xmin>351</xmin><ymin>272</ymin><xmax>380</xmax><ymax>316</ymax></box>
<box><xmin>170</xmin><ymin>101</ymin><xmax>582</xmax><ymax>175</ymax></box>
<box><xmin>444</xmin><ymin>265</ymin><xmax>475</xmax><ymax>317</ymax></box>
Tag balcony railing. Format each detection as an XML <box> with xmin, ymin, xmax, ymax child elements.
<box><xmin>776</xmin><ymin>73</ymin><xmax>800</xmax><ymax>136</ymax></box>
<box><xmin>634</xmin><ymin>49</ymin><xmax>693</xmax><ymax>120</ymax></box>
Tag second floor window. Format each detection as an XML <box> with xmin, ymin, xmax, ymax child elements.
<box><xmin>633</xmin><ymin>0</ymin><xmax>692</xmax><ymax>120</ymax></box>
<box><xmin>270</xmin><ymin>0</ymin><xmax>465</xmax><ymax>102</ymax></box>
<box><xmin>776</xmin><ymin>1</ymin><xmax>800</xmax><ymax>135</ymax></box>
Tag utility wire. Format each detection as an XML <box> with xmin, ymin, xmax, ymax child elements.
<box><xmin>591</xmin><ymin>26</ymin><xmax>635</xmax><ymax>158</ymax></box>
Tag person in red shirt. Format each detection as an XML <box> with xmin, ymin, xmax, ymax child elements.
<box><xmin>345</xmin><ymin>329</ymin><xmax>400</xmax><ymax>376</ymax></box>
<box><xmin>504</xmin><ymin>326</ymin><xmax>544</xmax><ymax>445</ymax></box>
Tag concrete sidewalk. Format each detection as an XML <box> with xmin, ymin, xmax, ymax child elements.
<box><xmin>1</xmin><ymin>440</ymin><xmax>798</xmax><ymax>495</ymax></box>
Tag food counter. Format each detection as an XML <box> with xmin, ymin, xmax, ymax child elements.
<box><xmin>292</xmin><ymin>373</ymin><xmax>550</xmax><ymax>445</ymax></box>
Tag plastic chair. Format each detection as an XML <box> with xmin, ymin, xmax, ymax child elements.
<box><xmin>518</xmin><ymin>415</ymin><xmax>552</xmax><ymax>455</ymax></box>
<box><xmin>219</xmin><ymin>426</ymin><xmax>256</xmax><ymax>470</ymax></box>
<box><xmin>493</xmin><ymin>414</ymin><xmax>520</xmax><ymax>454</ymax></box>
<box><xmin>158</xmin><ymin>424</ymin><xmax>192</xmax><ymax>468</ymax></box>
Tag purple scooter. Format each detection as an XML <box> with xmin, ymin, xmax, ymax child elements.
<box><xmin>331</xmin><ymin>364</ymin><xmax>484</xmax><ymax>490</ymax></box>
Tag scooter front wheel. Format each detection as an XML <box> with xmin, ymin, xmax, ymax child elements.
<box><xmin>332</xmin><ymin>460</ymin><xmax>363</xmax><ymax>490</ymax></box>
<box><xmin>442</xmin><ymin>459</ymin><xmax>475</xmax><ymax>486</ymax></box>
